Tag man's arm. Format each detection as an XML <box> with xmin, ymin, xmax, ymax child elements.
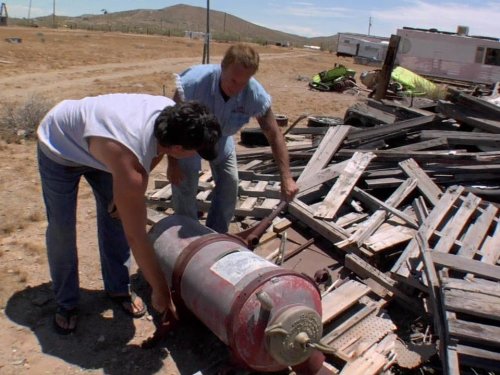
<box><xmin>257</xmin><ymin>108</ymin><xmax>299</xmax><ymax>201</ymax></box>
<box><xmin>88</xmin><ymin>137</ymin><xmax>175</xmax><ymax>315</ymax></box>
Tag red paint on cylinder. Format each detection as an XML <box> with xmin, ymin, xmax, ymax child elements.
<box><xmin>150</xmin><ymin>215</ymin><xmax>323</xmax><ymax>372</ymax></box>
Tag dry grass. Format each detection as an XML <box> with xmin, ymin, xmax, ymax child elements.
<box><xmin>0</xmin><ymin>220</ymin><xmax>22</xmax><ymax>235</ymax></box>
<box><xmin>0</xmin><ymin>209</ymin><xmax>44</xmax><ymax>234</ymax></box>
<box><xmin>26</xmin><ymin>210</ymin><xmax>45</xmax><ymax>223</ymax></box>
<box><xmin>21</xmin><ymin>241</ymin><xmax>46</xmax><ymax>261</ymax></box>
<box><xmin>11</xmin><ymin>268</ymin><xmax>28</xmax><ymax>283</ymax></box>
<box><xmin>0</xmin><ymin>94</ymin><xmax>54</xmax><ymax>142</ymax></box>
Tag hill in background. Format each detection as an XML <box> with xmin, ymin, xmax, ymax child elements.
<box><xmin>12</xmin><ymin>3</ymin><xmax>338</xmax><ymax>51</ymax></box>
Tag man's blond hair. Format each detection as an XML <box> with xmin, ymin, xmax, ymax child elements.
<box><xmin>221</xmin><ymin>44</ymin><xmax>259</xmax><ymax>73</ymax></box>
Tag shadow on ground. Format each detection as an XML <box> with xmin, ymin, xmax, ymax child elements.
<box><xmin>5</xmin><ymin>276</ymin><xmax>230</xmax><ymax>375</ymax></box>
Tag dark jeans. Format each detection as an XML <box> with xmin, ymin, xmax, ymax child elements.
<box><xmin>37</xmin><ymin>146</ymin><xmax>131</xmax><ymax>310</ymax></box>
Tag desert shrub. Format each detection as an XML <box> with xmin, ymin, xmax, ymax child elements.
<box><xmin>0</xmin><ymin>94</ymin><xmax>54</xmax><ymax>142</ymax></box>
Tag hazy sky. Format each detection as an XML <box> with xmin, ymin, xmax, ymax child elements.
<box><xmin>5</xmin><ymin>0</ymin><xmax>500</xmax><ymax>38</ymax></box>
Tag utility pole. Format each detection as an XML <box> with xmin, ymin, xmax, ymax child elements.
<box><xmin>52</xmin><ymin>0</ymin><xmax>56</xmax><ymax>28</ymax></box>
<box><xmin>28</xmin><ymin>0</ymin><xmax>32</xmax><ymax>19</ymax></box>
<box><xmin>368</xmin><ymin>16</ymin><xmax>372</xmax><ymax>35</ymax></box>
<box><xmin>204</xmin><ymin>0</ymin><xmax>210</xmax><ymax>64</ymax></box>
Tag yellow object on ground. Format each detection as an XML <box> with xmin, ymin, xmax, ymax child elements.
<box><xmin>391</xmin><ymin>66</ymin><xmax>437</xmax><ymax>96</ymax></box>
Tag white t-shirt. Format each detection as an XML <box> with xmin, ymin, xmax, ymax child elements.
<box><xmin>37</xmin><ymin>93</ymin><xmax>174</xmax><ymax>173</ymax></box>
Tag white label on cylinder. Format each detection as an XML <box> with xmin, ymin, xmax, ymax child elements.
<box><xmin>211</xmin><ymin>250</ymin><xmax>277</xmax><ymax>285</ymax></box>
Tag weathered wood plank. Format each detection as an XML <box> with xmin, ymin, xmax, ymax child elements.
<box><xmin>441</xmin><ymin>277</ymin><xmax>500</xmax><ymax>298</ymax></box>
<box><xmin>238</xmin><ymin>197</ymin><xmax>258</xmax><ymax>211</ymax></box>
<box><xmin>347</xmin><ymin>178</ymin><xmax>417</xmax><ymax>246</ymax></box>
<box><xmin>456</xmin><ymin>344</ymin><xmax>500</xmax><ymax>362</ymax></box>
<box><xmin>351</xmin><ymin>186</ymin><xmax>418</xmax><ymax>229</ymax></box>
<box><xmin>298</xmin><ymin>125</ymin><xmax>351</xmax><ymax>183</ymax></box>
<box><xmin>391</xmin><ymin>186</ymin><xmax>464</xmax><ymax>278</ymax></box>
<box><xmin>443</xmin><ymin>288</ymin><xmax>500</xmax><ymax>321</ymax></box>
<box><xmin>458</xmin><ymin>204</ymin><xmax>498</xmax><ymax>258</ymax></box>
<box><xmin>399</xmin><ymin>158</ymin><xmax>442</xmax><ymax>206</ymax></box>
<box><xmin>438</xmin><ymin>101</ymin><xmax>500</xmax><ymax>133</ymax></box>
<box><xmin>366</xmin><ymin>224</ymin><xmax>415</xmax><ymax>251</ymax></box>
<box><xmin>314</xmin><ymin>152</ymin><xmax>375</xmax><ymax>220</ymax></box>
<box><xmin>431</xmin><ymin>252</ymin><xmax>500</xmax><ymax>280</ymax></box>
<box><xmin>448</xmin><ymin>319</ymin><xmax>500</xmax><ymax>347</ymax></box>
<box><xmin>321</xmin><ymin>301</ymin><xmax>379</xmax><ymax>346</ymax></box>
<box><xmin>344</xmin><ymin>254</ymin><xmax>421</xmax><ymax>312</ymax></box>
<box><xmin>433</xmin><ymin>193</ymin><xmax>481</xmax><ymax>254</ymax></box>
<box><xmin>321</xmin><ymin>280</ymin><xmax>371</xmax><ymax>325</ymax></box>
<box><xmin>297</xmin><ymin>160</ymin><xmax>348</xmax><ymax>194</ymax></box>
<box><xmin>479</xmin><ymin>219</ymin><xmax>500</xmax><ymax>265</ymax></box>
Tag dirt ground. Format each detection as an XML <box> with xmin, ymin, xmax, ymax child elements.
<box><xmin>0</xmin><ymin>26</ymin><xmax>372</xmax><ymax>375</ymax></box>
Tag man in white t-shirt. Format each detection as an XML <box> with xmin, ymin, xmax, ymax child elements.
<box><xmin>37</xmin><ymin>94</ymin><xmax>220</xmax><ymax>335</ymax></box>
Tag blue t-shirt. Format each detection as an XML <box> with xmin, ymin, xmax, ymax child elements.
<box><xmin>176</xmin><ymin>64</ymin><xmax>271</xmax><ymax>159</ymax></box>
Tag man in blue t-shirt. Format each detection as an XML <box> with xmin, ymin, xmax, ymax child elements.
<box><xmin>169</xmin><ymin>44</ymin><xmax>299</xmax><ymax>233</ymax></box>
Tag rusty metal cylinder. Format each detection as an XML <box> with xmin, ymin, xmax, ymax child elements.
<box><xmin>149</xmin><ymin>215</ymin><xmax>323</xmax><ymax>372</ymax></box>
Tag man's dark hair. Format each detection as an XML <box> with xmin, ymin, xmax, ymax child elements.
<box><xmin>154</xmin><ymin>101</ymin><xmax>221</xmax><ymax>160</ymax></box>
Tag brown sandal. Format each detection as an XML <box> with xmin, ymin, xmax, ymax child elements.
<box><xmin>108</xmin><ymin>291</ymin><xmax>147</xmax><ymax>318</ymax></box>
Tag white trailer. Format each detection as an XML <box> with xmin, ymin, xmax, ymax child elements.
<box><xmin>336</xmin><ymin>34</ymin><xmax>360</xmax><ymax>56</ymax></box>
<box><xmin>396</xmin><ymin>27</ymin><xmax>500</xmax><ymax>85</ymax></box>
<box><xmin>357</xmin><ymin>40</ymin><xmax>388</xmax><ymax>61</ymax></box>
<box><xmin>336</xmin><ymin>33</ymin><xmax>389</xmax><ymax>62</ymax></box>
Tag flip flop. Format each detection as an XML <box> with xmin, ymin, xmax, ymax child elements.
<box><xmin>53</xmin><ymin>306</ymin><xmax>78</xmax><ymax>335</ymax></box>
<box><xmin>108</xmin><ymin>291</ymin><xmax>147</xmax><ymax>318</ymax></box>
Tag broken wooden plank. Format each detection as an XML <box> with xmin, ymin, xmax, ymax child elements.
<box><xmin>338</xmin><ymin>346</ymin><xmax>387</xmax><ymax>375</ymax></box>
<box><xmin>351</xmin><ymin>186</ymin><xmax>418</xmax><ymax>229</ymax></box>
<box><xmin>432</xmin><ymin>193</ymin><xmax>482</xmax><ymax>254</ymax></box>
<box><xmin>314</xmin><ymin>152</ymin><xmax>375</xmax><ymax>220</ymax></box>
<box><xmin>438</xmin><ymin>101</ymin><xmax>500</xmax><ymax>133</ymax></box>
<box><xmin>443</xmin><ymin>288</ymin><xmax>500</xmax><ymax>321</ymax></box>
<box><xmin>365</xmin><ymin>224</ymin><xmax>415</xmax><ymax>252</ymax></box>
<box><xmin>321</xmin><ymin>301</ymin><xmax>379</xmax><ymax>346</ymax></box>
<box><xmin>448</xmin><ymin>319</ymin><xmax>500</xmax><ymax>347</ymax></box>
<box><xmin>441</xmin><ymin>277</ymin><xmax>500</xmax><ymax>298</ymax></box>
<box><xmin>344</xmin><ymin>254</ymin><xmax>421</xmax><ymax>312</ymax></box>
<box><xmin>430</xmin><ymin>252</ymin><xmax>500</xmax><ymax>280</ymax></box>
<box><xmin>321</xmin><ymin>280</ymin><xmax>371</xmax><ymax>325</ymax></box>
<box><xmin>345</xmin><ymin>114</ymin><xmax>440</xmax><ymax>148</ymax></box>
<box><xmin>399</xmin><ymin>158</ymin><xmax>442</xmax><ymax>206</ymax></box>
<box><xmin>479</xmin><ymin>219</ymin><xmax>500</xmax><ymax>265</ymax></box>
<box><xmin>391</xmin><ymin>186</ymin><xmax>464</xmax><ymax>279</ymax></box>
<box><xmin>297</xmin><ymin>160</ymin><xmax>349</xmax><ymax>194</ymax></box>
<box><xmin>458</xmin><ymin>204</ymin><xmax>498</xmax><ymax>258</ymax></box>
<box><xmin>298</xmin><ymin>125</ymin><xmax>351</xmax><ymax>183</ymax></box>
<box><xmin>345</xmin><ymin>178</ymin><xmax>418</xmax><ymax>246</ymax></box>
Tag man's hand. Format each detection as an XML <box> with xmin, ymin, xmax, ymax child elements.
<box><xmin>151</xmin><ymin>286</ymin><xmax>177</xmax><ymax>318</ymax></box>
<box><xmin>167</xmin><ymin>156</ymin><xmax>185</xmax><ymax>185</ymax></box>
<box><xmin>281</xmin><ymin>176</ymin><xmax>299</xmax><ymax>202</ymax></box>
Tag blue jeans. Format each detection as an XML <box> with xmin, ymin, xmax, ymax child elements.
<box><xmin>172</xmin><ymin>148</ymin><xmax>238</xmax><ymax>233</ymax></box>
<box><xmin>37</xmin><ymin>146</ymin><xmax>131</xmax><ymax>310</ymax></box>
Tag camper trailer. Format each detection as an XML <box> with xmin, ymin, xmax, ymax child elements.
<box><xmin>396</xmin><ymin>27</ymin><xmax>500</xmax><ymax>85</ymax></box>
<box><xmin>336</xmin><ymin>34</ymin><xmax>360</xmax><ymax>56</ymax></box>
<box><xmin>336</xmin><ymin>33</ymin><xmax>389</xmax><ymax>63</ymax></box>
